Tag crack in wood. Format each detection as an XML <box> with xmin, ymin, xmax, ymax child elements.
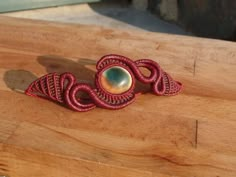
<box><xmin>193</xmin><ymin>59</ymin><xmax>197</xmax><ymax>76</ymax></box>
<box><xmin>195</xmin><ymin>120</ymin><xmax>198</xmax><ymax>148</ymax></box>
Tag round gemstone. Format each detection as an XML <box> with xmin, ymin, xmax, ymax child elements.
<box><xmin>101</xmin><ymin>66</ymin><xmax>132</xmax><ymax>94</ymax></box>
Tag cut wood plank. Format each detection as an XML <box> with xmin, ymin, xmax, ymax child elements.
<box><xmin>0</xmin><ymin>16</ymin><xmax>235</xmax><ymax>177</ymax></box>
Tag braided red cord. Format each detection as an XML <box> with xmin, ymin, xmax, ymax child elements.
<box><xmin>25</xmin><ymin>54</ymin><xmax>182</xmax><ymax>111</ymax></box>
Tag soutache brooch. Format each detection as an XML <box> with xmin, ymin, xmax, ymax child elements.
<box><xmin>25</xmin><ymin>54</ymin><xmax>182</xmax><ymax>111</ymax></box>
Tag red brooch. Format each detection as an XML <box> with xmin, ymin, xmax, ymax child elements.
<box><xmin>25</xmin><ymin>54</ymin><xmax>182</xmax><ymax>111</ymax></box>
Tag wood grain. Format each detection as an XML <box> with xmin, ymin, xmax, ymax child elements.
<box><xmin>0</xmin><ymin>16</ymin><xmax>235</xmax><ymax>177</ymax></box>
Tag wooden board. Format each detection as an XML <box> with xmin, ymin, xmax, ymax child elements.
<box><xmin>0</xmin><ymin>16</ymin><xmax>235</xmax><ymax>177</ymax></box>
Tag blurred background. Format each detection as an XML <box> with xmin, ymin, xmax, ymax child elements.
<box><xmin>0</xmin><ymin>0</ymin><xmax>235</xmax><ymax>41</ymax></box>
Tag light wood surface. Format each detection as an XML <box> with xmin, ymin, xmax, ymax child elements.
<box><xmin>0</xmin><ymin>16</ymin><xmax>235</xmax><ymax>177</ymax></box>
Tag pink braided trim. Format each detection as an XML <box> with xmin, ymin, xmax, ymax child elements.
<box><xmin>25</xmin><ymin>54</ymin><xmax>182</xmax><ymax>111</ymax></box>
